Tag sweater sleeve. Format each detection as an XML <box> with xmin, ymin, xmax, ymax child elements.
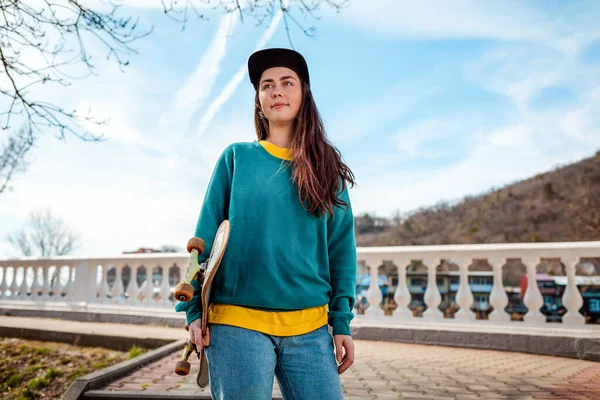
<box><xmin>326</xmin><ymin>183</ymin><xmax>357</xmax><ymax>336</ymax></box>
<box><xmin>174</xmin><ymin>146</ymin><xmax>234</xmax><ymax>325</ymax></box>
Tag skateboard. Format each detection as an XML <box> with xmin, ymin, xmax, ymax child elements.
<box><xmin>173</xmin><ymin>220</ymin><xmax>230</xmax><ymax>388</ymax></box>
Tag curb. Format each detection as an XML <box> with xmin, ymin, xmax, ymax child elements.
<box><xmin>82</xmin><ymin>392</ymin><xmax>213</xmax><ymax>399</ymax></box>
<box><xmin>62</xmin><ymin>339</ymin><xmax>185</xmax><ymax>400</ymax></box>
<box><xmin>84</xmin><ymin>390</ymin><xmax>283</xmax><ymax>400</ymax></box>
<box><xmin>81</xmin><ymin>391</ymin><xmax>283</xmax><ymax>400</ymax></box>
<box><xmin>0</xmin><ymin>325</ymin><xmax>173</xmax><ymax>352</ymax></box>
<box><xmin>0</xmin><ymin>307</ymin><xmax>184</xmax><ymax>328</ymax></box>
<box><xmin>352</xmin><ymin>325</ymin><xmax>600</xmax><ymax>361</ymax></box>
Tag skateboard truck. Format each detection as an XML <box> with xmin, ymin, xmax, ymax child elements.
<box><xmin>174</xmin><ymin>338</ymin><xmax>198</xmax><ymax>376</ymax></box>
<box><xmin>174</xmin><ymin>237</ymin><xmax>207</xmax><ymax>302</ymax></box>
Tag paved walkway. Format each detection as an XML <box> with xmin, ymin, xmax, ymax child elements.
<box><xmin>105</xmin><ymin>340</ymin><xmax>600</xmax><ymax>399</ymax></box>
<box><xmin>2</xmin><ymin>316</ymin><xmax>600</xmax><ymax>399</ymax></box>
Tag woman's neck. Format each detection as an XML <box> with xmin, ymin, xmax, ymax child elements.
<box><xmin>266</xmin><ymin>122</ymin><xmax>294</xmax><ymax>148</ymax></box>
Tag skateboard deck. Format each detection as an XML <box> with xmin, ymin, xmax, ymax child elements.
<box><xmin>173</xmin><ymin>220</ymin><xmax>230</xmax><ymax>388</ymax></box>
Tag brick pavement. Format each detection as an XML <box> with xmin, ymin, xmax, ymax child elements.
<box><xmin>104</xmin><ymin>340</ymin><xmax>600</xmax><ymax>399</ymax></box>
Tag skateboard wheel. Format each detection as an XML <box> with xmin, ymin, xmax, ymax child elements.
<box><xmin>174</xmin><ymin>282</ymin><xmax>194</xmax><ymax>302</ymax></box>
<box><xmin>174</xmin><ymin>360</ymin><xmax>191</xmax><ymax>376</ymax></box>
<box><xmin>187</xmin><ymin>237</ymin><xmax>206</xmax><ymax>254</ymax></box>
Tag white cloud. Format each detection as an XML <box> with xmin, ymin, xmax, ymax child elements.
<box><xmin>0</xmin><ymin>131</ymin><xmax>210</xmax><ymax>257</ymax></box>
<box><xmin>194</xmin><ymin>8</ymin><xmax>285</xmax><ymax>138</ymax></box>
<box><xmin>160</xmin><ymin>13</ymin><xmax>238</xmax><ymax>136</ymax></box>
<box><xmin>394</xmin><ymin>118</ymin><xmax>470</xmax><ymax>159</ymax></box>
<box><xmin>338</xmin><ymin>0</ymin><xmax>600</xmax><ymax>54</ymax></box>
<box><xmin>349</xmin><ymin>20</ymin><xmax>600</xmax><ymax>218</ymax></box>
<box><xmin>159</xmin><ymin>8</ymin><xmax>285</xmax><ymax>179</ymax></box>
<box><xmin>351</xmin><ymin>121</ymin><xmax>599</xmax><ymax>218</ymax></box>
<box><xmin>340</xmin><ymin>1</ymin><xmax>551</xmax><ymax>41</ymax></box>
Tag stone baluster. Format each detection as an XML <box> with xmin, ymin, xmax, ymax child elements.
<box><xmin>10</xmin><ymin>267</ymin><xmax>21</xmax><ymax>299</ymax></box>
<box><xmin>110</xmin><ymin>264</ymin><xmax>125</xmax><ymax>304</ymax></box>
<box><xmin>51</xmin><ymin>266</ymin><xmax>61</xmax><ymax>300</ymax></box>
<box><xmin>41</xmin><ymin>266</ymin><xmax>51</xmax><ymax>300</ymax></box>
<box><xmin>97</xmin><ymin>265</ymin><xmax>110</xmax><ymax>304</ymax></box>
<box><xmin>17</xmin><ymin>267</ymin><xmax>29</xmax><ymax>299</ymax></box>
<box><xmin>62</xmin><ymin>266</ymin><xmax>74</xmax><ymax>301</ymax></box>
<box><xmin>54</xmin><ymin>265</ymin><xmax>65</xmax><ymax>300</ymax></box>
<box><xmin>393</xmin><ymin>261</ymin><xmax>412</xmax><ymax>318</ymax></box>
<box><xmin>488</xmin><ymin>257</ymin><xmax>510</xmax><ymax>323</ymax></box>
<box><xmin>46</xmin><ymin>266</ymin><xmax>57</xmax><ymax>301</ymax></box>
<box><xmin>365</xmin><ymin>261</ymin><xmax>384</xmax><ymax>316</ymax></box>
<box><xmin>522</xmin><ymin>257</ymin><xmax>545</xmax><ymax>324</ymax></box>
<box><xmin>561</xmin><ymin>257</ymin><xmax>584</xmax><ymax>325</ymax></box>
<box><xmin>30</xmin><ymin>266</ymin><xmax>42</xmax><ymax>300</ymax></box>
<box><xmin>454</xmin><ymin>258</ymin><xmax>475</xmax><ymax>321</ymax></box>
<box><xmin>0</xmin><ymin>267</ymin><xmax>8</xmax><ymax>297</ymax></box>
<box><xmin>423</xmin><ymin>258</ymin><xmax>443</xmax><ymax>320</ymax></box>
<box><xmin>159</xmin><ymin>266</ymin><xmax>172</xmax><ymax>307</ymax></box>
<box><xmin>141</xmin><ymin>267</ymin><xmax>155</xmax><ymax>306</ymax></box>
<box><xmin>126</xmin><ymin>265</ymin><xmax>141</xmax><ymax>305</ymax></box>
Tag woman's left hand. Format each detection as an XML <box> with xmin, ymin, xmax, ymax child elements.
<box><xmin>333</xmin><ymin>334</ymin><xmax>355</xmax><ymax>374</ymax></box>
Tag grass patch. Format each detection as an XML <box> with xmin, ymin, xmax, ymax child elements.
<box><xmin>68</xmin><ymin>367</ymin><xmax>89</xmax><ymax>382</ymax></box>
<box><xmin>16</xmin><ymin>344</ymin><xmax>31</xmax><ymax>353</ymax></box>
<box><xmin>26</xmin><ymin>377</ymin><xmax>49</xmax><ymax>390</ymax></box>
<box><xmin>23</xmin><ymin>365</ymin><xmax>45</xmax><ymax>374</ymax></box>
<box><xmin>45</xmin><ymin>368</ymin><xmax>62</xmax><ymax>380</ymax></box>
<box><xmin>16</xmin><ymin>388</ymin><xmax>35</xmax><ymax>400</ymax></box>
<box><xmin>91</xmin><ymin>361</ymin><xmax>112</xmax><ymax>369</ymax></box>
<box><xmin>5</xmin><ymin>372</ymin><xmax>25</xmax><ymax>389</ymax></box>
<box><xmin>60</xmin><ymin>357</ymin><xmax>72</xmax><ymax>365</ymax></box>
<box><xmin>1</xmin><ymin>338</ymin><xmax>127</xmax><ymax>399</ymax></box>
<box><xmin>127</xmin><ymin>345</ymin><xmax>148</xmax><ymax>359</ymax></box>
<box><xmin>33</xmin><ymin>347</ymin><xmax>50</xmax><ymax>356</ymax></box>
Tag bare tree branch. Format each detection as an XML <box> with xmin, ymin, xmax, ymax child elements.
<box><xmin>6</xmin><ymin>208</ymin><xmax>81</xmax><ymax>257</ymax></box>
<box><xmin>0</xmin><ymin>0</ymin><xmax>153</xmax><ymax>143</ymax></box>
<box><xmin>0</xmin><ymin>126</ymin><xmax>34</xmax><ymax>194</ymax></box>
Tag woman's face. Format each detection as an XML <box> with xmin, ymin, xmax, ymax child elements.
<box><xmin>258</xmin><ymin>67</ymin><xmax>302</xmax><ymax>125</ymax></box>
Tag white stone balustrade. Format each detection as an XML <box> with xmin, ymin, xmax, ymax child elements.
<box><xmin>358</xmin><ymin>241</ymin><xmax>600</xmax><ymax>327</ymax></box>
<box><xmin>0</xmin><ymin>242</ymin><xmax>597</xmax><ymax>329</ymax></box>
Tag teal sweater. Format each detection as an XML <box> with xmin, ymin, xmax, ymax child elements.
<box><xmin>175</xmin><ymin>141</ymin><xmax>357</xmax><ymax>335</ymax></box>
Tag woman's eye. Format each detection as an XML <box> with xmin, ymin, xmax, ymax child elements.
<box><xmin>284</xmin><ymin>81</ymin><xmax>292</xmax><ymax>86</ymax></box>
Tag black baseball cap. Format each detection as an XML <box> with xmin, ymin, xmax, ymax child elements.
<box><xmin>248</xmin><ymin>48</ymin><xmax>310</xmax><ymax>90</ymax></box>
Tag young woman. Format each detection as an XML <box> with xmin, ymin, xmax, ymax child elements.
<box><xmin>176</xmin><ymin>48</ymin><xmax>357</xmax><ymax>400</ymax></box>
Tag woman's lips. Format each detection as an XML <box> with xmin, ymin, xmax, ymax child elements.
<box><xmin>272</xmin><ymin>103</ymin><xmax>288</xmax><ymax>109</ymax></box>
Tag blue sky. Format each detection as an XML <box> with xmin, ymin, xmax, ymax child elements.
<box><xmin>1</xmin><ymin>0</ymin><xmax>600</xmax><ymax>257</ymax></box>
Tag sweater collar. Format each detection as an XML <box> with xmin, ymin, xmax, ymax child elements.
<box><xmin>258</xmin><ymin>140</ymin><xmax>293</xmax><ymax>161</ymax></box>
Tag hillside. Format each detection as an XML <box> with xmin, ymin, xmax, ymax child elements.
<box><xmin>356</xmin><ymin>151</ymin><xmax>600</xmax><ymax>247</ymax></box>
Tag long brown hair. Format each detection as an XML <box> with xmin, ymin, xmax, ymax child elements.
<box><xmin>254</xmin><ymin>80</ymin><xmax>356</xmax><ymax>219</ymax></box>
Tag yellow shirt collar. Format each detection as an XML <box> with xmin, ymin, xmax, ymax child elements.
<box><xmin>258</xmin><ymin>140</ymin><xmax>293</xmax><ymax>161</ymax></box>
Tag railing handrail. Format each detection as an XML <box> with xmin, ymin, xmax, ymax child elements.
<box><xmin>359</xmin><ymin>241</ymin><xmax>600</xmax><ymax>262</ymax></box>
<box><xmin>2</xmin><ymin>241</ymin><xmax>599</xmax><ymax>264</ymax></box>
<box><xmin>0</xmin><ymin>253</ymin><xmax>188</xmax><ymax>264</ymax></box>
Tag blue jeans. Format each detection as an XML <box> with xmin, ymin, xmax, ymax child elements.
<box><xmin>205</xmin><ymin>323</ymin><xmax>344</xmax><ymax>400</ymax></box>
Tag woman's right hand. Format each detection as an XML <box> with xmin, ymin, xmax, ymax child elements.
<box><xmin>189</xmin><ymin>318</ymin><xmax>211</xmax><ymax>350</ymax></box>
